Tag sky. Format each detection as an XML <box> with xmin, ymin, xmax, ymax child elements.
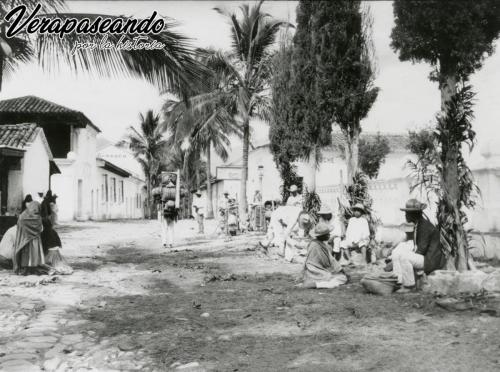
<box><xmin>1</xmin><ymin>1</ymin><xmax>499</xmax><ymax>165</ymax></box>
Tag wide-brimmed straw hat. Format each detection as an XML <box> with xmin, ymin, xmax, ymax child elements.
<box><xmin>400</xmin><ymin>222</ymin><xmax>415</xmax><ymax>233</ymax></box>
<box><xmin>289</xmin><ymin>185</ymin><xmax>298</xmax><ymax>192</ymax></box>
<box><xmin>166</xmin><ymin>200</ymin><xmax>175</xmax><ymax>207</ymax></box>
<box><xmin>195</xmin><ymin>190</ymin><xmax>202</xmax><ymax>195</ymax></box>
<box><xmin>400</xmin><ymin>199</ymin><xmax>427</xmax><ymax>212</ymax></box>
<box><xmin>311</xmin><ymin>223</ymin><xmax>330</xmax><ymax>238</ymax></box>
<box><xmin>352</xmin><ymin>203</ymin><xmax>365</xmax><ymax>213</ymax></box>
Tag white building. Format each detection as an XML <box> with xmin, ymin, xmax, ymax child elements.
<box><xmin>94</xmin><ymin>138</ymin><xmax>145</xmax><ymax>220</ymax></box>
<box><xmin>210</xmin><ymin>130</ymin><xmax>500</xmax><ymax>234</ymax></box>
<box><xmin>0</xmin><ymin>95</ymin><xmax>145</xmax><ymax>222</ymax></box>
<box><xmin>0</xmin><ymin>123</ymin><xmax>58</xmax><ymax>215</ymax></box>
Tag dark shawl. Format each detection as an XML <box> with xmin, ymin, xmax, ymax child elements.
<box><xmin>13</xmin><ymin>201</ymin><xmax>43</xmax><ymax>272</ymax></box>
<box><xmin>41</xmin><ymin>191</ymin><xmax>61</xmax><ymax>252</ymax></box>
<box><xmin>303</xmin><ymin>239</ymin><xmax>342</xmax><ymax>283</ymax></box>
<box><xmin>415</xmin><ymin>216</ymin><xmax>446</xmax><ymax>274</ymax></box>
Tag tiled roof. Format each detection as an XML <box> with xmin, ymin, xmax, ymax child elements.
<box><xmin>327</xmin><ymin>130</ymin><xmax>409</xmax><ymax>153</ymax></box>
<box><xmin>0</xmin><ymin>123</ymin><xmax>39</xmax><ymax>149</ymax></box>
<box><xmin>0</xmin><ymin>95</ymin><xmax>100</xmax><ymax>132</ymax></box>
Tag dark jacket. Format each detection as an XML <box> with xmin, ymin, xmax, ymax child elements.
<box><xmin>415</xmin><ymin>217</ymin><xmax>446</xmax><ymax>274</ymax></box>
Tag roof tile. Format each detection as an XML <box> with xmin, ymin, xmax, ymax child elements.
<box><xmin>0</xmin><ymin>123</ymin><xmax>39</xmax><ymax>149</ymax></box>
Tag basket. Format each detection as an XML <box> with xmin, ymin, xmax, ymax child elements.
<box><xmin>361</xmin><ymin>275</ymin><xmax>398</xmax><ymax>296</ymax></box>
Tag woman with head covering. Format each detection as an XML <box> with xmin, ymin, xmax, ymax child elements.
<box><xmin>300</xmin><ymin>223</ymin><xmax>349</xmax><ymax>289</ymax></box>
<box><xmin>40</xmin><ymin>191</ymin><xmax>71</xmax><ymax>274</ymax></box>
<box><xmin>21</xmin><ymin>194</ymin><xmax>33</xmax><ymax>212</ymax></box>
<box><xmin>12</xmin><ymin>201</ymin><xmax>46</xmax><ymax>275</ymax></box>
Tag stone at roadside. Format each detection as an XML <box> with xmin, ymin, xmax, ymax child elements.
<box><xmin>118</xmin><ymin>339</ymin><xmax>141</xmax><ymax>351</ymax></box>
<box><xmin>483</xmin><ymin>269</ymin><xmax>500</xmax><ymax>293</ymax></box>
<box><xmin>1</xmin><ymin>359</ymin><xmax>41</xmax><ymax>372</ymax></box>
<box><xmin>44</xmin><ymin>357</ymin><xmax>62</xmax><ymax>371</ymax></box>
<box><xmin>200</xmin><ymin>312</ymin><xmax>210</xmax><ymax>318</ymax></box>
<box><xmin>61</xmin><ymin>333</ymin><xmax>84</xmax><ymax>344</ymax></box>
<box><xmin>45</xmin><ymin>344</ymin><xmax>66</xmax><ymax>359</ymax></box>
<box><xmin>218</xmin><ymin>335</ymin><xmax>231</xmax><ymax>341</ymax></box>
<box><xmin>424</xmin><ymin>270</ymin><xmax>488</xmax><ymax>295</ymax></box>
<box><xmin>175</xmin><ymin>361</ymin><xmax>206</xmax><ymax>371</ymax></box>
<box><xmin>0</xmin><ymin>353</ymin><xmax>38</xmax><ymax>362</ymax></box>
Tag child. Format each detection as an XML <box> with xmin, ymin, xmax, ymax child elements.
<box><xmin>227</xmin><ymin>211</ymin><xmax>238</xmax><ymax>237</ymax></box>
<box><xmin>340</xmin><ymin>203</ymin><xmax>370</xmax><ymax>265</ymax></box>
<box><xmin>317</xmin><ymin>206</ymin><xmax>343</xmax><ymax>259</ymax></box>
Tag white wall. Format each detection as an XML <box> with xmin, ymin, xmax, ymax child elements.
<box><xmin>6</xmin><ymin>134</ymin><xmax>50</xmax><ymax>215</ymax></box>
<box><xmin>93</xmin><ymin>168</ymin><xmax>144</xmax><ymax>220</ymax></box>
<box><xmin>51</xmin><ymin>125</ymin><xmax>99</xmax><ymax>221</ymax></box>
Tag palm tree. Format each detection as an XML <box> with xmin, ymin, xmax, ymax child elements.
<box><xmin>0</xmin><ymin>0</ymin><xmax>202</xmax><ymax>93</ymax></box>
<box><xmin>162</xmin><ymin>49</ymin><xmax>240</xmax><ymax>219</ymax></box>
<box><xmin>117</xmin><ymin>110</ymin><xmax>166</xmax><ymax>218</ymax></box>
<box><xmin>206</xmin><ymin>1</ymin><xmax>289</xmax><ymax>217</ymax></box>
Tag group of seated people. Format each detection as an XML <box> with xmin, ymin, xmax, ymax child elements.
<box><xmin>0</xmin><ymin>192</ymin><xmax>72</xmax><ymax>276</ymax></box>
<box><xmin>261</xmin><ymin>191</ymin><xmax>446</xmax><ymax>292</ymax></box>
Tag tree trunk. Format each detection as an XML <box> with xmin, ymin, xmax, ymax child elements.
<box><xmin>146</xmin><ymin>175</ymin><xmax>152</xmax><ymax>219</ymax></box>
<box><xmin>345</xmin><ymin>126</ymin><xmax>360</xmax><ymax>185</ymax></box>
<box><xmin>440</xmin><ymin>75</ymin><xmax>469</xmax><ymax>272</ymax></box>
<box><xmin>206</xmin><ymin>141</ymin><xmax>214</xmax><ymax>219</ymax></box>
<box><xmin>239</xmin><ymin>116</ymin><xmax>250</xmax><ymax>219</ymax></box>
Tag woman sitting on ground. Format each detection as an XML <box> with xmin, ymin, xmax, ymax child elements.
<box><xmin>300</xmin><ymin>223</ymin><xmax>349</xmax><ymax>289</ymax></box>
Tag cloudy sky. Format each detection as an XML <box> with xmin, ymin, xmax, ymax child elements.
<box><xmin>1</xmin><ymin>1</ymin><xmax>499</xmax><ymax>164</ymax></box>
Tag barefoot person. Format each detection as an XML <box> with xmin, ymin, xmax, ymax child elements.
<box><xmin>301</xmin><ymin>223</ymin><xmax>348</xmax><ymax>289</ymax></box>
<box><xmin>395</xmin><ymin>199</ymin><xmax>446</xmax><ymax>293</ymax></box>
<box><xmin>12</xmin><ymin>201</ymin><xmax>47</xmax><ymax>275</ymax></box>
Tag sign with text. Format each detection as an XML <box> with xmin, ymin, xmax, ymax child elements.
<box><xmin>216</xmin><ymin>167</ymin><xmax>242</xmax><ymax>180</ymax></box>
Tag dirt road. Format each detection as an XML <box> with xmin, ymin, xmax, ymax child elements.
<box><xmin>1</xmin><ymin>219</ymin><xmax>499</xmax><ymax>372</ymax></box>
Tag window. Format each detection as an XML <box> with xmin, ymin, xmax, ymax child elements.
<box><xmin>120</xmin><ymin>180</ymin><xmax>124</xmax><ymax>203</ymax></box>
<box><xmin>112</xmin><ymin>178</ymin><xmax>116</xmax><ymax>203</ymax></box>
<box><xmin>104</xmin><ymin>175</ymin><xmax>109</xmax><ymax>202</ymax></box>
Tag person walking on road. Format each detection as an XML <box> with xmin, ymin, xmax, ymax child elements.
<box><xmin>192</xmin><ymin>190</ymin><xmax>205</xmax><ymax>234</ymax></box>
<box><xmin>160</xmin><ymin>200</ymin><xmax>178</xmax><ymax>248</ymax></box>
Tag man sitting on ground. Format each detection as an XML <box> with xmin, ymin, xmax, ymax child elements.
<box><xmin>340</xmin><ymin>203</ymin><xmax>370</xmax><ymax>265</ymax></box>
<box><xmin>317</xmin><ymin>206</ymin><xmax>343</xmax><ymax>260</ymax></box>
<box><xmin>300</xmin><ymin>223</ymin><xmax>349</xmax><ymax>289</ymax></box>
<box><xmin>395</xmin><ymin>199</ymin><xmax>446</xmax><ymax>293</ymax></box>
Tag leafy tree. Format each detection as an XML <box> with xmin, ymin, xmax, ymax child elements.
<box><xmin>358</xmin><ymin>134</ymin><xmax>390</xmax><ymax>179</ymax></box>
<box><xmin>269</xmin><ymin>33</ymin><xmax>304</xmax><ymax>203</ymax></box>
<box><xmin>209</xmin><ymin>1</ymin><xmax>289</xmax><ymax>218</ymax></box>
<box><xmin>317</xmin><ymin>1</ymin><xmax>379</xmax><ymax>185</ymax></box>
<box><xmin>117</xmin><ymin>110</ymin><xmax>167</xmax><ymax>218</ymax></box>
<box><xmin>391</xmin><ymin>0</ymin><xmax>500</xmax><ymax>271</ymax></box>
<box><xmin>162</xmin><ymin>49</ymin><xmax>239</xmax><ymax>219</ymax></box>
<box><xmin>0</xmin><ymin>0</ymin><xmax>202</xmax><ymax>93</ymax></box>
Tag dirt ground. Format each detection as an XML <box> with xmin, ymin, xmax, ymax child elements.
<box><xmin>1</xmin><ymin>219</ymin><xmax>500</xmax><ymax>372</ymax></box>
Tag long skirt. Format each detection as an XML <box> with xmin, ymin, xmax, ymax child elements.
<box><xmin>19</xmin><ymin>237</ymin><xmax>45</xmax><ymax>268</ymax></box>
<box><xmin>41</xmin><ymin>224</ymin><xmax>62</xmax><ymax>253</ymax></box>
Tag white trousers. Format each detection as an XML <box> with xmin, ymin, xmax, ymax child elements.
<box><xmin>160</xmin><ymin>216</ymin><xmax>175</xmax><ymax>246</ymax></box>
<box><xmin>392</xmin><ymin>245</ymin><xmax>424</xmax><ymax>287</ymax></box>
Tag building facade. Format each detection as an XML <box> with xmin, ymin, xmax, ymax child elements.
<box><xmin>0</xmin><ymin>123</ymin><xmax>56</xmax><ymax>216</ymax></box>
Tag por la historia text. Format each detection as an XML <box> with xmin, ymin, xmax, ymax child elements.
<box><xmin>71</xmin><ymin>34</ymin><xmax>164</xmax><ymax>55</ymax></box>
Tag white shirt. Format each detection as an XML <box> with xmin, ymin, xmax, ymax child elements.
<box><xmin>344</xmin><ymin>216</ymin><xmax>370</xmax><ymax>246</ymax></box>
<box><xmin>192</xmin><ymin>196</ymin><xmax>205</xmax><ymax>215</ymax></box>
<box><xmin>286</xmin><ymin>193</ymin><xmax>303</xmax><ymax>207</ymax></box>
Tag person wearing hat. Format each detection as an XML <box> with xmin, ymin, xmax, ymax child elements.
<box><xmin>192</xmin><ymin>190</ymin><xmax>205</xmax><ymax>234</ymax></box>
<box><xmin>340</xmin><ymin>203</ymin><xmax>371</xmax><ymax>265</ymax></box>
<box><xmin>286</xmin><ymin>185</ymin><xmax>303</xmax><ymax>207</ymax></box>
<box><xmin>317</xmin><ymin>206</ymin><xmax>344</xmax><ymax>259</ymax></box>
<box><xmin>300</xmin><ymin>223</ymin><xmax>348</xmax><ymax>289</ymax></box>
<box><xmin>395</xmin><ymin>199</ymin><xmax>446</xmax><ymax>292</ymax></box>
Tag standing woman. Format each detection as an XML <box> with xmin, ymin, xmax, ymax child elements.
<box><xmin>21</xmin><ymin>194</ymin><xmax>33</xmax><ymax>212</ymax></box>
<box><xmin>12</xmin><ymin>201</ymin><xmax>46</xmax><ymax>275</ymax></box>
